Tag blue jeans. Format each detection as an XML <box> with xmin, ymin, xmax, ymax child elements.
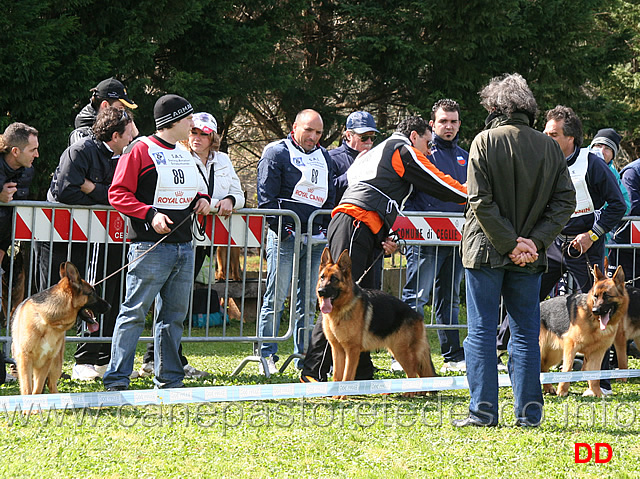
<box><xmin>401</xmin><ymin>245</ymin><xmax>464</xmax><ymax>362</ymax></box>
<box><xmin>258</xmin><ymin>229</ymin><xmax>322</xmax><ymax>365</ymax></box>
<box><xmin>103</xmin><ymin>241</ymin><xmax>194</xmax><ymax>389</ymax></box>
<box><xmin>464</xmin><ymin>267</ymin><xmax>544</xmax><ymax>426</ymax></box>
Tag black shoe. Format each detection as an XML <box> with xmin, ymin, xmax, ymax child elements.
<box><xmin>105</xmin><ymin>385</ymin><xmax>127</xmax><ymax>392</ymax></box>
<box><xmin>452</xmin><ymin>416</ymin><xmax>497</xmax><ymax>428</ymax></box>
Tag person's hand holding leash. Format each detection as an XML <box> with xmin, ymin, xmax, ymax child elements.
<box><xmin>151</xmin><ymin>212</ymin><xmax>173</xmax><ymax>234</ymax></box>
<box><xmin>381</xmin><ymin>237</ymin><xmax>398</xmax><ymax>255</ymax></box>
<box><xmin>570</xmin><ymin>232</ymin><xmax>593</xmax><ymax>254</ymax></box>
<box><xmin>192</xmin><ymin>197</ymin><xmax>210</xmax><ymax>215</ymax></box>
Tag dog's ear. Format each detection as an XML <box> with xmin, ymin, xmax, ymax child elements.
<box><xmin>337</xmin><ymin>249</ymin><xmax>351</xmax><ymax>274</ymax></box>
<box><xmin>593</xmin><ymin>263</ymin><xmax>606</xmax><ymax>282</ymax></box>
<box><xmin>320</xmin><ymin>247</ymin><xmax>333</xmax><ymax>268</ymax></box>
<box><xmin>60</xmin><ymin>262</ymin><xmax>81</xmax><ymax>284</ymax></box>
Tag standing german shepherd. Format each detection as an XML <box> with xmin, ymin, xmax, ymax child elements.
<box><xmin>540</xmin><ymin>259</ymin><xmax>628</xmax><ymax>397</ymax></box>
<box><xmin>11</xmin><ymin>262</ymin><xmax>109</xmax><ymax>395</ymax></box>
<box><xmin>316</xmin><ymin>248</ymin><xmax>436</xmax><ymax>396</ymax></box>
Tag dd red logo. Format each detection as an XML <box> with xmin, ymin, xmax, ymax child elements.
<box><xmin>574</xmin><ymin>443</ymin><xmax>612</xmax><ymax>463</ymax></box>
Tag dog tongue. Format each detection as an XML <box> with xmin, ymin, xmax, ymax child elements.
<box><xmin>320</xmin><ymin>298</ymin><xmax>333</xmax><ymax>314</ymax></box>
<box><xmin>88</xmin><ymin>322</ymin><xmax>100</xmax><ymax>333</ymax></box>
<box><xmin>600</xmin><ymin>312</ymin><xmax>610</xmax><ymax>331</ymax></box>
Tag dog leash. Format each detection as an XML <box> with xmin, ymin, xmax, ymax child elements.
<box><xmin>355</xmin><ymin>229</ymin><xmax>407</xmax><ymax>286</ymax></box>
<box><xmin>92</xmin><ymin>213</ymin><xmax>193</xmax><ymax>288</ymax></box>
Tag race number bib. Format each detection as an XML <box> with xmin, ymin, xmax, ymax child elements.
<box><xmin>141</xmin><ymin>137</ymin><xmax>199</xmax><ymax>210</ymax></box>
<box><xmin>570</xmin><ymin>149</ymin><xmax>595</xmax><ymax>218</ymax></box>
<box><xmin>285</xmin><ymin>139</ymin><xmax>329</xmax><ymax>208</ymax></box>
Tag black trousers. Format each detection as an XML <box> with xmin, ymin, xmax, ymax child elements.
<box><xmin>301</xmin><ymin>213</ymin><xmax>385</xmax><ymax>381</ymax></box>
<box><xmin>37</xmin><ymin>241</ymin><xmax>125</xmax><ymax>366</ymax></box>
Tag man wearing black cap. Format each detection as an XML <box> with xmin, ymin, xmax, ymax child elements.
<box><xmin>69</xmin><ymin>77</ymin><xmax>138</xmax><ymax>146</ymax></box>
<box><xmin>103</xmin><ymin>94</ymin><xmax>210</xmax><ymax>391</ymax></box>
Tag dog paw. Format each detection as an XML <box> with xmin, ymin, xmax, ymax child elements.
<box><xmin>543</xmin><ymin>385</ymin><xmax>556</xmax><ymax>395</ymax></box>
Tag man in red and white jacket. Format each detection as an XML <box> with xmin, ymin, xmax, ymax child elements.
<box><xmin>103</xmin><ymin>94</ymin><xmax>210</xmax><ymax>391</ymax></box>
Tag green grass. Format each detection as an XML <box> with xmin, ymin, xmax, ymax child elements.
<box><xmin>1</xmin><ymin>318</ymin><xmax>640</xmax><ymax>478</ymax></box>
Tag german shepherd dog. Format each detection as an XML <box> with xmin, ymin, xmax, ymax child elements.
<box><xmin>540</xmin><ymin>259</ymin><xmax>628</xmax><ymax>397</ymax></box>
<box><xmin>613</xmin><ymin>285</ymin><xmax>640</xmax><ymax>374</ymax></box>
<box><xmin>11</xmin><ymin>262</ymin><xmax>109</xmax><ymax>395</ymax></box>
<box><xmin>316</xmin><ymin>248</ymin><xmax>436</xmax><ymax>397</ymax></box>
<box><xmin>216</xmin><ymin>246</ymin><xmax>242</xmax><ymax>282</ymax></box>
<box><xmin>1</xmin><ymin>249</ymin><xmax>25</xmax><ymax>324</ymax></box>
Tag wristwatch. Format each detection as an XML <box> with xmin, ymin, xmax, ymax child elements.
<box><xmin>588</xmin><ymin>230</ymin><xmax>599</xmax><ymax>242</ymax></box>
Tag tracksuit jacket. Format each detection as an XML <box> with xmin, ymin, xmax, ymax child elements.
<box><xmin>340</xmin><ymin>132</ymin><xmax>467</xmax><ymax>233</ymax></box>
<box><xmin>257</xmin><ymin>133</ymin><xmax>336</xmax><ymax>235</ymax></box>
<box><xmin>108</xmin><ymin>135</ymin><xmax>210</xmax><ymax>243</ymax></box>
<box><xmin>404</xmin><ymin>133</ymin><xmax>468</xmax><ymax>213</ymax></box>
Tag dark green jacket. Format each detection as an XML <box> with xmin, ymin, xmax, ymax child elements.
<box><xmin>461</xmin><ymin>112</ymin><xmax>576</xmax><ymax>272</ymax></box>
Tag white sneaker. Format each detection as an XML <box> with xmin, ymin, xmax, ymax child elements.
<box><xmin>441</xmin><ymin>360</ymin><xmax>467</xmax><ymax>373</ymax></box>
<box><xmin>390</xmin><ymin>359</ymin><xmax>404</xmax><ymax>372</ymax></box>
<box><xmin>4</xmin><ymin>371</ymin><xmax>17</xmax><ymax>383</ymax></box>
<box><xmin>600</xmin><ymin>387</ymin><xmax>613</xmax><ymax>396</ymax></box>
<box><xmin>71</xmin><ymin>364</ymin><xmax>101</xmax><ymax>381</ymax></box>
<box><xmin>183</xmin><ymin>364</ymin><xmax>209</xmax><ymax>378</ymax></box>
<box><xmin>259</xmin><ymin>356</ymin><xmax>278</xmax><ymax>375</ymax></box>
<box><xmin>94</xmin><ymin>364</ymin><xmax>108</xmax><ymax>378</ymax></box>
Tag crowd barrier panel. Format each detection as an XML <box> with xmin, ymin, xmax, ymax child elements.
<box><xmin>3</xmin><ymin>201</ymin><xmax>640</xmax><ymax>376</ymax></box>
<box><xmin>0</xmin><ymin>201</ymin><xmax>305</xmax><ymax>377</ymax></box>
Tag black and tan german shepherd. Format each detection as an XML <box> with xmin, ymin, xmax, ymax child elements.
<box><xmin>316</xmin><ymin>248</ymin><xmax>436</xmax><ymax>397</ymax></box>
<box><xmin>613</xmin><ymin>285</ymin><xmax>640</xmax><ymax>374</ymax></box>
<box><xmin>11</xmin><ymin>262</ymin><xmax>109</xmax><ymax>395</ymax></box>
<box><xmin>540</xmin><ymin>258</ymin><xmax>628</xmax><ymax>397</ymax></box>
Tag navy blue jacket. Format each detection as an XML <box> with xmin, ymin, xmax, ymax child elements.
<box><xmin>257</xmin><ymin>134</ymin><xmax>335</xmax><ymax>235</ymax></box>
<box><xmin>329</xmin><ymin>140</ymin><xmax>360</xmax><ymax>202</ymax></box>
<box><xmin>562</xmin><ymin>148</ymin><xmax>626</xmax><ymax>238</ymax></box>
<box><xmin>404</xmin><ymin>133</ymin><xmax>468</xmax><ymax>213</ymax></box>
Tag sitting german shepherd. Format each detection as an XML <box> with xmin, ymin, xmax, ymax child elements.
<box><xmin>11</xmin><ymin>262</ymin><xmax>110</xmax><ymax>395</ymax></box>
<box><xmin>540</xmin><ymin>259</ymin><xmax>628</xmax><ymax>397</ymax></box>
<box><xmin>316</xmin><ymin>248</ymin><xmax>436</xmax><ymax>397</ymax></box>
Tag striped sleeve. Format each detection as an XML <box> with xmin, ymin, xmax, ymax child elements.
<box><xmin>393</xmin><ymin>145</ymin><xmax>467</xmax><ymax>204</ymax></box>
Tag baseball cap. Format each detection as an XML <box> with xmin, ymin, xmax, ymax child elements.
<box><xmin>92</xmin><ymin>77</ymin><xmax>137</xmax><ymax>109</ymax></box>
<box><xmin>346</xmin><ymin>111</ymin><xmax>380</xmax><ymax>134</ymax></box>
<box><xmin>192</xmin><ymin>112</ymin><xmax>218</xmax><ymax>134</ymax></box>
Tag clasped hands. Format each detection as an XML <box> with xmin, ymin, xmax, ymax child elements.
<box><xmin>509</xmin><ymin>237</ymin><xmax>538</xmax><ymax>267</ymax></box>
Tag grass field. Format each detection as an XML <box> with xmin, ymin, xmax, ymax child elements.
<box><xmin>1</xmin><ymin>318</ymin><xmax>640</xmax><ymax>478</ymax></box>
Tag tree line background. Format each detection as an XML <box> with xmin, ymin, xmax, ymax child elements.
<box><xmin>2</xmin><ymin>0</ymin><xmax>640</xmax><ymax>202</ymax></box>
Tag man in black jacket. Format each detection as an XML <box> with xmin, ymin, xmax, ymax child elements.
<box><xmin>69</xmin><ymin>77</ymin><xmax>138</xmax><ymax>146</ymax></box>
<box><xmin>0</xmin><ymin>122</ymin><xmax>38</xmax><ymax>275</ymax></box>
<box><xmin>42</xmin><ymin>106</ymin><xmax>134</xmax><ymax>380</ymax></box>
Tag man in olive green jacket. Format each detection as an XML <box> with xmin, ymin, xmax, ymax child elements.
<box><xmin>453</xmin><ymin>74</ymin><xmax>576</xmax><ymax>428</ymax></box>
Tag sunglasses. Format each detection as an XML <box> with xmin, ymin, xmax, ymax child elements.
<box><xmin>117</xmin><ymin>109</ymin><xmax>130</xmax><ymax>123</ymax></box>
<box><xmin>357</xmin><ymin>133</ymin><xmax>376</xmax><ymax>142</ymax></box>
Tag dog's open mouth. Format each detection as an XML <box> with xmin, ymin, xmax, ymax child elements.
<box><xmin>80</xmin><ymin>308</ymin><xmax>100</xmax><ymax>333</ymax></box>
<box><xmin>594</xmin><ymin>305</ymin><xmax>615</xmax><ymax>331</ymax></box>
<box><xmin>320</xmin><ymin>297</ymin><xmax>333</xmax><ymax>314</ymax></box>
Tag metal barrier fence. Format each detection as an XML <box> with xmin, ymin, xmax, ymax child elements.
<box><xmin>2</xmin><ymin>201</ymin><xmax>640</xmax><ymax>376</ymax></box>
